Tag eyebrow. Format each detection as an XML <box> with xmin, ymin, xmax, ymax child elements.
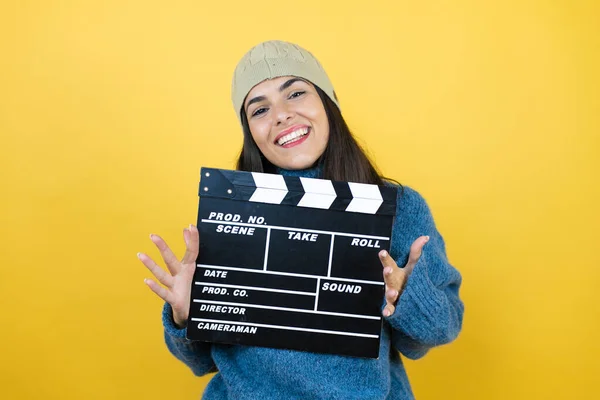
<box><xmin>245</xmin><ymin>78</ymin><xmax>308</xmax><ymax>111</ymax></box>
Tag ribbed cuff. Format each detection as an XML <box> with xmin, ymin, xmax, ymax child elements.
<box><xmin>162</xmin><ymin>302</ymin><xmax>188</xmax><ymax>340</ymax></box>
<box><xmin>385</xmin><ymin>251</ymin><xmax>446</xmax><ymax>341</ymax></box>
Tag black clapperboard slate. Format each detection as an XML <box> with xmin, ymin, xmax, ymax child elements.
<box><xmin>186</xmin><ymin>167</ymin><xmax>398</xmax><ymax>358</ymax></box>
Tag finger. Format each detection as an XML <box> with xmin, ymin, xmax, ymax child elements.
<box><xmin>379</xmin><ymin>250</ymin><xmax>405</xmax><ymax>292</ymax></box>
<box><xmin>404</xmin><ymin>235</ymin><xmax>430</xmax><ymax>273</ymax></box>
<box><xmin>138</xmin><ymin>252</ymin><xmax>174</xmax><ymax>288</ymax></box>
<box><xmin>181</xmin><ymin>224</ymin><xmax>200</xmax><ymax>265</ymax></box>
<box><xmin>385</xmin><ymin>287</ymin><xmax>399</xmax><ymax>306</ymax></box>
<box><xmin>150</xmin><ymin>234</ymin><xmax>181</xmax><ymax>275</ymax></box>
<box><xmin>383</xmin><ymin>303</ymin><xmax>395</xmax><ymax>317</ymax></box>
<box><xmin>144</xmin><ymin>278</ymin><xmax>174</xmax><ymax>304</ymax></box>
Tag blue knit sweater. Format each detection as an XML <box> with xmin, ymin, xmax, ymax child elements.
<box><xmin>161</xmin><ymin>166</ymin><xmax>464</xmax><ymax>399</ymax></box>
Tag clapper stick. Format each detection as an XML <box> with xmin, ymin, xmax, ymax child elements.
<box><xmin>186</xmin><ymin>167</ymin><xmax>398</xmax><ymax>358</ymax></box>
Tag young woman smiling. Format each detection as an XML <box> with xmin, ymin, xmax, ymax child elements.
<box><xmin>138</xmin><ymin>40</ymin><xmax>464</xmax><ymax>400</ymax></box>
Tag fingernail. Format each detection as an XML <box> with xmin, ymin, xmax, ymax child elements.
<box><xmin>383</xmin><ymin>309</ymin><xmax>390</xmax><ymax>317</ymax></box>
<box><xmin>150</xmin><ymin>234</ymin><xmax>156</xmax><ymax>240</ymax></box>
<box><xmin>189</xmin><ymin>224</ymin><xmax>193</xmax><ymax>230</ymax></box>
<box><xmin>425</xmin><ymin>236</ymin><xmax>430</xmax><ymax>242</ymax></box>
<box><xmin>143</xmin><ymin>278</ymin><xmax>149</xmax><ymax>285</ymax></box>
<box><xmin>380</xmin><ymin>250</ymin><xmax>388</xmax><ymax>258</ymax></box>
<box><xmin>137</xmin><ymin>252</ymin><xmax>142</xmax><ymax>259</ymax></box>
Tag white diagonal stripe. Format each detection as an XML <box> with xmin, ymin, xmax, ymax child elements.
<box><xmin>249</xmin><ymin>172</ymin><xmax>288</xmax><ymax>204</ymax></box>
<box><xmin>346</xmin><ymin>198</ymin><xmax>383</xmax><ymax>214</ymax></box>
<box><xmin>348</xmin><ymin>182</ymin><xmax>383</xmax><ymax>200</ymax></box>
<box><xmin>297</xmin><ymin>193</ymin><xmax>336</xmax><ymax>209</ymax></box>
<box><xmin>251</xmin><ymin>172</ymin><xmax>288</xmax><ymax>190</ymax></box>
<box><xmin>296</xmin><ymin>177</ymin><xmax>337</xmax><ymax>209</ymax></box>
<box><xmin>250</xmin><ymin>188</ymin><xmax>288</xmax><ymax>204</ymax></box>
<box><xmin>299</xmin><ymin>177</ymin><xmax>336</xmax><ymax>195</ymax></box>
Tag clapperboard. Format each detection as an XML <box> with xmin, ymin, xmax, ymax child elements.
<box><xmin>186</xmin><ymin>167</ymin><xmax>398</xmax><ymax>358</ymax></box>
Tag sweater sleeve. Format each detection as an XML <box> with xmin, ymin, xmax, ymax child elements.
<box><xmin>162</xmin><ymin>302</ymin><xmax>217</xmax><ymax>376</ymax></box>
<box><xmin>385</xmin><ymin>186</ymin><xmax>464</xmax><ymax>360</ymax></box>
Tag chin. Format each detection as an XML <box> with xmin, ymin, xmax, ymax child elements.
<box><xmin>275</xmin><ymin>157</ymin><xmax>319</xmax><ymax>171</ymax></box>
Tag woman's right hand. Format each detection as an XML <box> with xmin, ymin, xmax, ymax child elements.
<box><xmin>138</xmin><ymin>224</ymin><xmax>200</xmax><ymax>329</ymax></box>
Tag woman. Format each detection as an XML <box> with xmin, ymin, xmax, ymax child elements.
<box><xmin>138</xmin><ymin>40</ymin><xmax>464</xmax><ymax>399</ymax></box>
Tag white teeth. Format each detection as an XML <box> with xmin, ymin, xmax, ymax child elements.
<box><xmin>277</xmin><ymin>127</ymin><xmax>309</xmax><ymax>146</ymax></box>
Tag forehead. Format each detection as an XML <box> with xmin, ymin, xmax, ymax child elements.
<box><xmin>246</xmin><ymin>76</ymin><xmax>309</xmax><ymax>98</ymax></box>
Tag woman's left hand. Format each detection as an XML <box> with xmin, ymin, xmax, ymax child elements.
<box><xmin>379</xmin><ymin>235</ymin><xmax>430</xmax><ymax>317</ymax></box>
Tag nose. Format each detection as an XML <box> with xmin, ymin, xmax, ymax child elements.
<box><xmin>273</xmin><ymin>103</ymin><xmax>294</xmax><ymax>125</ymax></box>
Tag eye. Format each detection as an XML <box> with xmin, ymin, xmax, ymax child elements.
<box><xmin>252</xmin><ymin>107</ymin><xmax>268</xmax><ymax>117</ymax></box>
<box><xmin>289</xmin><ymin>91</ymin><xmax>305</xmax><ymax>99</ymax></box>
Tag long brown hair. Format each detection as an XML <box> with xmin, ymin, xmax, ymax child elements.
<box><xmin>236</xmin><ymin>86</ymin><xmax>398</xmax><ymax>186</ymax></box>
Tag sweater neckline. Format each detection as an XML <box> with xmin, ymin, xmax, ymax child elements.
<box><xmin>275</xmin><ymin>164</ymin><xmax>323</xmax><ymax>179</ymax></box>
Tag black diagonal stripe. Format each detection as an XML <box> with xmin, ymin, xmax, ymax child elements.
<box><xmin>281</xmin><ymin>176</ymin><xmax>304</xmax><ymax>206</ymax></box>
<box><xmin>329</xmin><ymin>181</ymin><xmax>353</xmax><ymax>211</ymax></box>
<box><xmin>375</xmin><ymin>202</ymin><xmax>397</xmax><ymax>215</ymax></box>
<box><xmin>374</xmin><ymin>185</ymin><xmax>398</xmax><ymax>215</ymax></box>
<box><xmin>282</xmin><ymin>176</ymin><xmax>304</xmax><ymax>193</ymax></box>
<box><xmin>233</xmin><ymin>186</ymin><xmax>258</xmax><ymax>202</ymax></box>
<box><xmin>224</xmin><ymin>169</ymin><xmax>255</xmax><ymax>188</ymax></box>
<box><xmin>380</xmin><ymin>185</ymin><xmax>398</xmax><ymax>205</ymax></box>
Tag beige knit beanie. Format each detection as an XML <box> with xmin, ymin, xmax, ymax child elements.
<box><xmin>231</xmin><ymin>40</ymin><xmax>340</xmax><ymax>122</ymax></box>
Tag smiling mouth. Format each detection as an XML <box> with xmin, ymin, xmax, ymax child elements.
<box><xmin>276</xmin><ymin>127</ymin><xmax>310</xmax><ymax>146</ymax></box>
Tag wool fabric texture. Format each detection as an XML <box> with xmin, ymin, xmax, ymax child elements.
<box><xmin>231</xmin><ymin>40</ymin><xmax>340</xmax><ymax>121</ymax></box>
<box><xmin>161</xmin><ymin>165</ymin><xmax>464</xmax><ymax>400</ymax></box>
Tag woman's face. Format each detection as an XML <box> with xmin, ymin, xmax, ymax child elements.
<box><xmin>244</xmin><ymin>76</ymin><xmax>329</xmax><ymax>170</ymax></box>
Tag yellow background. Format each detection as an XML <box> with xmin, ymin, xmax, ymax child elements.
<box><xmin>1</xmin><ymin>0</ymin><xmax>598</xmax><ymax>398</ymax></box>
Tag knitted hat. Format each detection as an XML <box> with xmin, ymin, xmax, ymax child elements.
<box><xmin>231</xmin><ymin>40</ymin><xmax>339</xmax><ymax>121</ymax></box>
